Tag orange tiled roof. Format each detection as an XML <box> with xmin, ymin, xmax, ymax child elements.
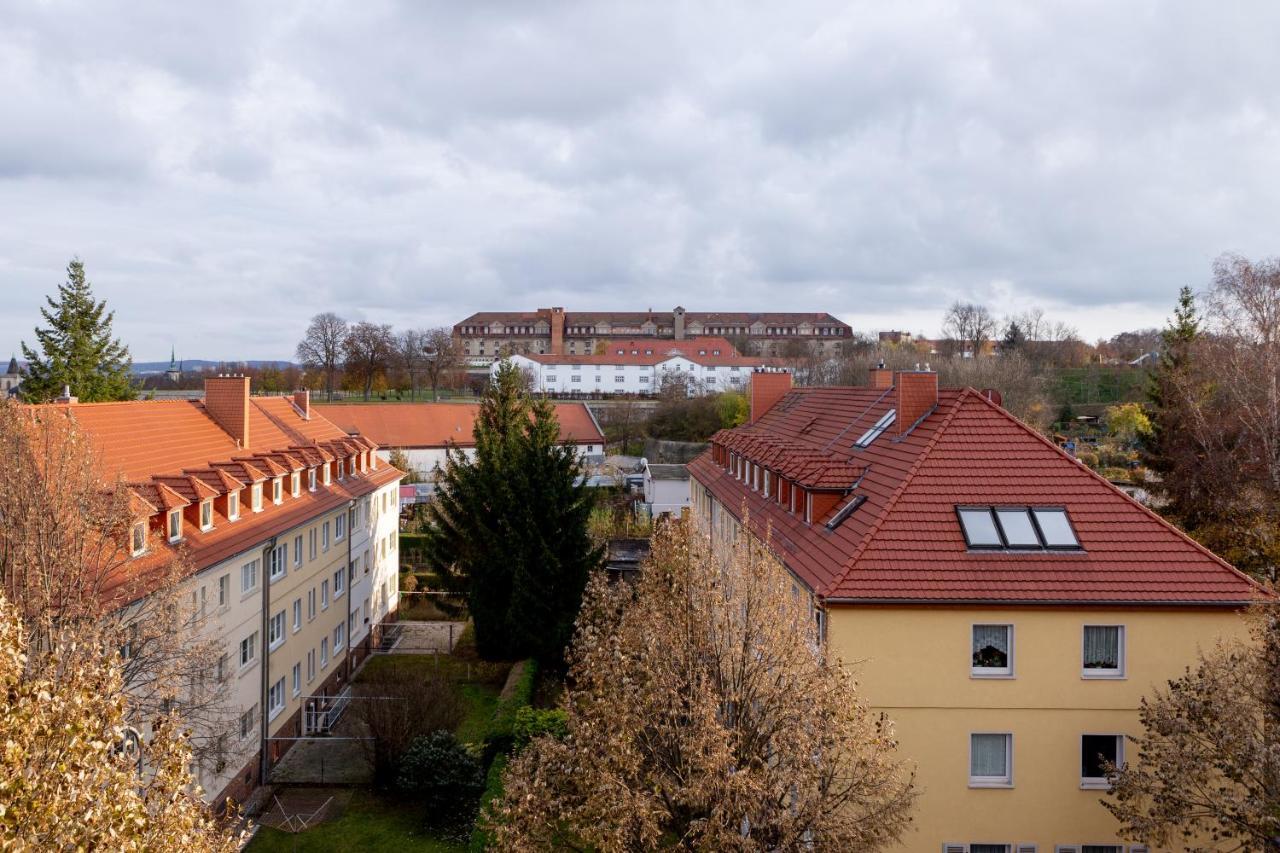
<box><xmin>690</xmin><ymin>386</ymin><xmax>1263</xmax><ymax>605</ymax></box>
<box><xmin>315</xmin><ymin>402</ymin><xmax>605</xmax><ymax>449</ymax></box>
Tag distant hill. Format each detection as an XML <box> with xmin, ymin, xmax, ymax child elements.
<box><xmin>131</xmin><ymin>360</ymin><xmax>297</xmax><ymax>375</ymax></box>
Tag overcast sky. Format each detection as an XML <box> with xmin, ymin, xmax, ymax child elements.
<box><xmin>2</xmin><ymin>1</ymin><xmax>1278</xmax><ymax>362</ymax></box>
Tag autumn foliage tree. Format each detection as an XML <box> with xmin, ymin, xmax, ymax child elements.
<box><xmin>0</xmin><ymin>595</ymin><xmax>241</xmax><ymax>850</ymax></box>
<box><xmin>489</xmin><ymin>518</ymin><xmax>916</xmax><ymax>851</ymax></box>
<box><xmin>1104</xmin><ymin>604</ymin><xmax>1280</xmax><ymax>849</ymax></box>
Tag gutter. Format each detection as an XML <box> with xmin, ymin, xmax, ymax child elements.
<box><xmin>819</xmin><ymin>597</ymin><xmax>1260</xmax><ymax>608</ymax></box>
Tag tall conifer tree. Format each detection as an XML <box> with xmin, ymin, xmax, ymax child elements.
<box><xmin>1145</xmin><ymin>286</ymin><xmax>1204</xmax><ymax>524</ymax></box>
<box><xmin>20</xmin><ymin>259</ymin><xmax>134</xmax><ymax>402</ymax></box>
<box><xmin>424</xmin><ymin>361</ymin><xmax>601</xmax><ymax>666</ymax></box>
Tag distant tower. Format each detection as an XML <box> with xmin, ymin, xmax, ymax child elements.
<box><xmin>165</xmin><ymin>347</ymin><xmax>181</xmax><ymax>383</ymax></box>
<box><xmin>673</xmin><ymin>306</ymin><xmax>686</xmax><ymax>340</ymax></box>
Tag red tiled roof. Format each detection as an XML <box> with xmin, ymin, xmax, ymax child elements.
<box><xmin>689</xmin><ymin>386</ymin><xmax>1263</xmax><ymax>605</ymax></box>
<box><xmin>314</xmin><ymin>402</ymin><xmax>605</xmax><ymax>449</ymax></box>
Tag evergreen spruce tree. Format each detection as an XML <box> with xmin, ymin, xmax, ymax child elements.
<box><xmin>20</xmin><ymin>259</ymin><xmax>135</xmax><ymax>402</ymax></box>
<box><xmin>1145</xmin><ymin>286</ymin><xmax>1203</xmax><ymax>523</ymax></box>
<box><xmin>424</xmin><ymin>361</ymin><xmax>601</xmax><ymax>667</ymax></box>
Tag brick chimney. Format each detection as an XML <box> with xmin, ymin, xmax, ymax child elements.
<box><xmin>205</xmin><ymin>375</ymin><xmax>250</xmax><ymax>448</ymax></box>
<box><xmin>869</xmin><ymin>361</ymin><xmax>893</xmax><ymax>389</ymax></box>
<box><xmin>673</xmin><ymin>306</ymin><xmax>686</xmax><ymax>340</ymax></box>
<box><xmin>293</xmin><ymin>388</ymin><xmax>310</xmax><ymax>420</ymax></box>
<box><xmin>750</xmin><ymin>369</ymin><xmax>793</xmax><ymax>423</ymax></box>
<box><xmin>55</xmin><ymin>384</ymin><xmax>78</xmax><ymax>404</ymax></box>
<box><xmin>549</xmin><ymin>307</ymin><xmax>566</xmax><ymax>355</ymax></box>
<box><xmin>894</xmin><ymin>368</ymin><xmax>938</xmax><ymax>435</ymax></box>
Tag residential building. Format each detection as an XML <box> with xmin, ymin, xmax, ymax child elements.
<box><xmin>316</xmin><ymin>401</ymin><xmax>606</xmax><ymax>477</ymax></box>
<box><xmin>454</xmin><ymin>306</ymin><xmax>851</xmax><ymax>368</ymax></box>
<box><xmin>61</xmin><ymin>378</ymin><xmax>402</xmax><ymax>807</ymax></box>
<box><xmin>688</xmin><ymin>367</ymin><xmax>1261</xmax><ymax>849</ymax></box>
<box><xmin>501</xmin><ymin>338</ymin><xmax>787</xmax><ymax>397</ymax></box>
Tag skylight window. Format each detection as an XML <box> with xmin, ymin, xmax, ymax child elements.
<box><xmin>853</xmin><ymin>410</ymin><xmax>896</xmax><ymax>448</ymax></box>
<box><xmin>957</xmin><ymin>506</ymin><xmax>1083</xmax><ymax>550</ymax></box>
<box><xmin>1032</xmin><ymin>508</ymin><xmax>1080</xmax><ymax>547</ymax></box>
<box><xmin>994</xmin><ymin>508</ymin><xmax>1040</xmax><ymax>548</ymax></box>
<box><xmin>957</xmin><ymin>508</ymin><xmax>1002</xmax><ymax>547</ymax></box>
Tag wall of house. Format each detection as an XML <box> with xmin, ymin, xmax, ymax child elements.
<box><xmin>375</xmin><ymin>443</ymin><xmax>603</xmax><ymax>479</ymax></box>
<box><xmin>644</xmin><ymin>475</ymin><xmax>691</xmax><ymax>515</ymax></box>
<box><xmin>825</xmin><ymin>605</ymin><xmax>1249</xmax><ymax>851</ymax></box>
<box><xmin>504</xmin><ymin>354</ymin><xmax>753</xmax><ymax>397</ymax></box>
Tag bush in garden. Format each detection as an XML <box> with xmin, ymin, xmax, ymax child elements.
<box><xmin>513</xmin><ymin>706</ymin><xmax>568</xmax><ymax>750</ymax></box>
<box><xmin>397</xmin><ymin>730</ymin><xmax>484</xmax><ymax>832</ymax></box>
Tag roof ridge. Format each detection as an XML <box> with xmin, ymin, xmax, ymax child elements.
<box><xmin>963</xmin><ymin>388</ymin><xmax>1267</xmax><ymax>594</ymax></box>
<box><xmin>821</xmin><ymin>388</ymin><xmax>968</xmax><ymax>597</ymax></box>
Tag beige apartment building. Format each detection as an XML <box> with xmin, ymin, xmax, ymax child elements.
<box><xmin>63</xmin><ymin>377</ymin><xmax>403</xmax><ymax>806</ymax></box>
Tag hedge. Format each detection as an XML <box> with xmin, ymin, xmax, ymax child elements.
<box><xmin>482</xmin><ymin>659</ymin><xmax>538</xmax><ymax>764</ymax></box>
<box><xmin>467</xmin><ymin>752</ymin><xmax>509</xmax><ymax>853</ymax></box>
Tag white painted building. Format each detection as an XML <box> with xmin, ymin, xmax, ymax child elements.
<box><xmin>642</xmin><ymin>461</ymin><xmax>691</xmax><ymax>517</ymax></box>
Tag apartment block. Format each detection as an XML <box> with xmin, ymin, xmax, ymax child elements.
<box><xmin>61</xmin><ymin>378</ymin><xmax>403</xmax><ymax>806</ymax></box>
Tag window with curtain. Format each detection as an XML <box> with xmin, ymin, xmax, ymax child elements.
<box><xmin>1083</xmin><ymin>625</ymin><xmax>1124</xmax><ymax>675</ymax></box>
<box><xmin>1081</xmin><ymin>734</ymin><xmax>1123</xmax><ymax>787</ymax></box>
<box><xmin>972</xmin><ymin>625</ymin><xmax>1012</xmax><ymax>675</ymax></box>
<box><xmin>969</xmin><ymin>733</ymin><xmax>1011</xmax><ymax>785</ymax></box>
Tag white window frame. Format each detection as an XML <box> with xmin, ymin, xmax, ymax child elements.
<box><xmin>336</xmin><ymin>513</ymin><xmax>345</xmax><ymax>541</ymax></box>
<box><xmin>269</xmin><ymin>543</ymin><xmax>287</xmax><ymax>583</ymax></box>
<box><xmin>322</xmin><ymin>522</ymin><xmax>330</xmax><ymax>552</ymax></box>
<box><xmin>227</xmin><ymin>491</ymin><xmax>240</xmax><ymax>521</ymax></box>
<box><xmin>320</xmin><ymin>638</ymin><xmax>328</xmax><ymax>668</ymax></box>
<box><xmin>272</xmin><ymin>477</ymin><xmax>283</xmax><ymax>504</ymax></box>
<box><xmin>292</xmin><ymin>598</ymin><xmax>302</xmax><ymax>632</ymax></box>
<box><xmin>294</xmin><ymin>534</ymin><xmax>303</xmax><ymax>567</ymax></box>
<box><xmin>239</xmin><ymin>632</ymin><xmax>258</xmax><ymax>669</ymax></box>
<box><xmin>268</xmin><ymin>611</ymin><xmax>285</xmax><ymax>651</ymax></box>
<box><xmin>241</xmin><ymin>559</ymin><xmax>259</xmax><ymax>595</ymax></box>
<box><xmin>199</xmin><ymin>500</ymin><xmax>213</xmax><ymax>531</ymax></box>
<box><xmin>308</xmin><ymin>468</ymin><xmax>317</xmax><ymax>491</ymax></box>
<box><xmin>291</xmin><ymin>662</ymin><xmax>301</xmax><ymax>697</ymax></box>
<box><xmin>971</xmin><ymin>623</ymin><xmax>1015</xmax><ymax>679</ymax></box>
<box><xmin>218</xmin><ymin>573</ymin><xmax>230</xmax><ymax>608</ymax></box>
<box><xmin>131</xmin><ymin>521</ymin><xmax>147</xmax><ymax>556</ymax></box>
<box><xmin>334</xmin><ymin>622</ymin><xmax>344</xmax><ymax>651</ymax></box>
<box><xmin>1080</xmin><ymin>733</ymin><xmax>1124</xmax><ymax>790</ymax></box>
<box><xmin>322</xmin><ymin>463</ymin><xmax>331</xmax><ymax>486</ymax></box>
<box><xmin>291</xmin><ymin>471</ymin><xmax>301</xmax><ymax>497</ymax></box>
<box><xmin>334</xmin><ymin>568</ymin><xmax>345</xmax><ymax>598</ymax></box>
<box><xmin>306</xmin><ymin>649</ymin><xmax>315</xmax><ymax>682</ymax></box>
<box><xmin>307</xmin><ymin>588</ymin><xmax>316</xmax><ymax>621</ymax></box>
<box><xmin>251</xmin><ymin>482</ymin><xmax>263</xmax><ymax>512</ymax></box>
<box><xmin>167</xmin><ymin>509</ymin><xmax>182</xmax><ymax>542</ymax></box>
<box><xmin>1082</xmin><ymin>624</ymin><xmax>1126</xmax><ymax>679</ymax></box>
<box><xmin>321</xmin><ymin>580</ymin><xmax>329</xmax><ymax>610</ymax></box>
<box><xmin>268</xmin><ymin>676</ymin><xmax>285</xmax><ymax>720</ymax></box>
<box><xmin>968</xmin><ymin>732</ymin><xmax>1014</xmax><ymax>788</ymax></box>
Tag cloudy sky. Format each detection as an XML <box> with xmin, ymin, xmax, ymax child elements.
<box><xmin>2</xmin><ymin>1</ymin><xmax>1278</xmax><ymax>362</ymax></box>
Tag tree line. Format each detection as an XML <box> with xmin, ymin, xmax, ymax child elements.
<box><xmin>294</xmin><ymin>313</ymin><xmax>463</xmax><ymax>401</ymax></box>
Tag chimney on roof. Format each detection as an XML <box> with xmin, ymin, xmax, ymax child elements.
<box><xmin>549</xmin><ymin>307</ymin><xmax>565</xmax><ymax>355</ymax></box>
<box><xmin>750</xmin><ymin>368</ymin><xmax>793</xmax><ymax>424</ymax></box>
<box><xmin>205</xmin><ymin>375</ymin><xmax>250</xmax><ymax>448</ymax></box>
<box><xmin>869</xmin><ymin>360</ymin><xmax>894</xmax><ymax>389</ymax></box>
<box><xmin>673</xmin><ymin>306</ymin><xmax>686</xmax><ymax>340</ymax></box>
<box><xmin>894</xmin><ymin>368</ymin><xmax>938</xmax><ymax>435</ymax></box>
<box><xmin>293</xmin><ymin>388</ymin><xmax>310</xmax><ymax>420</ymax></box>
<box><xmin>55</xmin><ymin>384</ymin><xmax>77</xmax><ymax>404</ymax></box>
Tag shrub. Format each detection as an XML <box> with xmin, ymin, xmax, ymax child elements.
<box><xmin>1075</xmin><ymin>450</ymin><xmax>1100</xmax><ymax>470</ymax></box>
<box><xmin>402</xmin><ymin>573</ymin><xmax>419</xmax><ymax>593</ymax></box>
<box><xmin>483</xmin><ymin>659</ymin><xmax>538</xmax><ymax>764</ymax></box>
<box><xmin>468</xmin><ymin>753</ymin><xmax>509</xmax><ymax>852</ymax></box>
<box><xmin>397</xmin><ymin>730</ymin><xmax>484</xmax><ymax>832</ymax></box>
<box><xmin>354</xmin><ymin>663</ymin><xmax>464</xmax><ymax>787</ymax></box>
<box><xmin>513</xmin><ymin>706</ymin><xmax>568</xmax><ymax>750</ymax></box>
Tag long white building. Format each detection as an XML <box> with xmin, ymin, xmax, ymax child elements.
<box><xmin>500</xmin><ymin>337</ymin><xmax>787</xmax><ymax>397</ymax></box>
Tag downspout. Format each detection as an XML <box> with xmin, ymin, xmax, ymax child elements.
<box><xmin>346</xmin><ymin>498</ymin><xmax>355</xmax><ymax>679</ymax></box>
<box><xmin>258</xmin><ymin>536</ymin><xmax>276</xmax><ymax>784</ymax></box>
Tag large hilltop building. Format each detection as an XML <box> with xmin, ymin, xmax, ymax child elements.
<box><xmin>453</xmin><ymin>306</ymin><xmax>851</xmax><ymax>368</ymax></box>
<box><xmin>691</xmin><ymin>367</ymin><xmax>1261</xmax><ymax>848</ymax></box>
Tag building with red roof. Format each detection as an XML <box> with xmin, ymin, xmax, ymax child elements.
<box><xmin>689</xmin><ymin>367</ymin><xmax>1262</xmax><ymax>849</ymax></box>
<box><xmin>47</xmin><ymin>377</ymin><xmax>404</xmax><ymax>808</ymax></box>
<box><xmin>316</xmin><ymin>401</ymin><xmax>606</xmax><ymax>477</ymax></box>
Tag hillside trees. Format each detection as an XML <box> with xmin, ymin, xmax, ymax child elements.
<box><xmin>1146</xmin><ymin>258</ymin><xmax>1280</xmax><ymax>579</ymax></box>
<box><xmin>490</xmin><ymin>519</ymin><xmax>916</xmax><ymax>850</ymax></box>
<box><xmin>20</xmin><ymin>258</ymin><xmax>135</xmax><ymax>402</ymax></box>
<box><xmin>0</xmin><ymin>595</ymin><xmax>242</xmax><ymax>850</ymax></box>
<box><xmin>422</xmin><ymin>360</ymin><xmax>600</xmax><ymax>667</ymax></box>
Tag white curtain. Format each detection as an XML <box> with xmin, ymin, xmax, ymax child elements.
<box><xmin>972</xmin><ymin>625</ymin><xmax>1009</xmax><ymax>660</ymax></box>
<box><xmin>970</xmin><ymin>734</ymin><xmax>1007</xmax><ymax>777</ymax></box>
<box><xmin>1083</xmin><ymin>626</ymin><xmax>1119</xmax><ymax>668</ymax></box>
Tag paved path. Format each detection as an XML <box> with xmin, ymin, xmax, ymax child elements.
<box><xmin>386</xmin><ymin>620</ymin><xmax>466</xmax><ymax>654</ymax></box>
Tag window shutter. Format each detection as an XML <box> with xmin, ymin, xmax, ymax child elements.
<box><xmin>942</xmin><ymin>845</ymin><xmax>967</xmax><ymax>853</ymax></box>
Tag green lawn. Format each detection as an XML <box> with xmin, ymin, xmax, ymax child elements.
<box><xmin>456</xmin><ymin>682</ymin><xmax>501</xmax><ymax>744</ymax></box>
<box><xmin>246</xmin><ymin>789</ymin><xmax>465</xmax><ymax>853</ymax></box>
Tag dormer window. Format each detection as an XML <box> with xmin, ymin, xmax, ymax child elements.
<box><xmin>199</xmin><ymin>500</ymin><xmax>213</xmax><ymax>531</ymax></box>
<box><xmin>251</xmin><ymin>483</ymin><xmax>263</xmax><ymax>512</ymax></box>
<box><xmin>322</xmin><ymin>463</ymin><xmax>331</xmax><ymax>486</ymax></box>
<box><xmin>308</xmin><ymin>468</ymin><xmax>317</xmax><ymax>491</ymax></box>
<box><xmin>167</xmin><ymin>509</ymin><xmax>183</xmax><ymax>542</ymax></box>
<box><xmin>291</xmin><ymin>471</ymin><xmax>301</xmax><ymax>497</ymax></box>
<box><xmin>131</xmin><ymin>521</ymin><xmax>147</xmax><ymax>556</ymax></box>
<box><xmin>349</xmin><ymin>457</ymin><xmax>356</xmax><ymax>477</ymax></box>
<box><xmin>272</xmin><ymin>478</ymin><xmax>283</xmax><ymax>504</ymax></box>
<box><xmin>228</xmin><ymin>491</ymin><xmax>240</xmax><ymax>521</ymax></box>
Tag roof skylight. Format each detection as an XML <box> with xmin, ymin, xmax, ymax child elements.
<box><xmin>957</xmin><ymin>506</ymin><xmax>1082</xmax><ymax>551</ymax></box>
<box><xmin>854</xmin><ymin>410</ymin><xmax>896</xmax><ymax>448</ymax></box>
